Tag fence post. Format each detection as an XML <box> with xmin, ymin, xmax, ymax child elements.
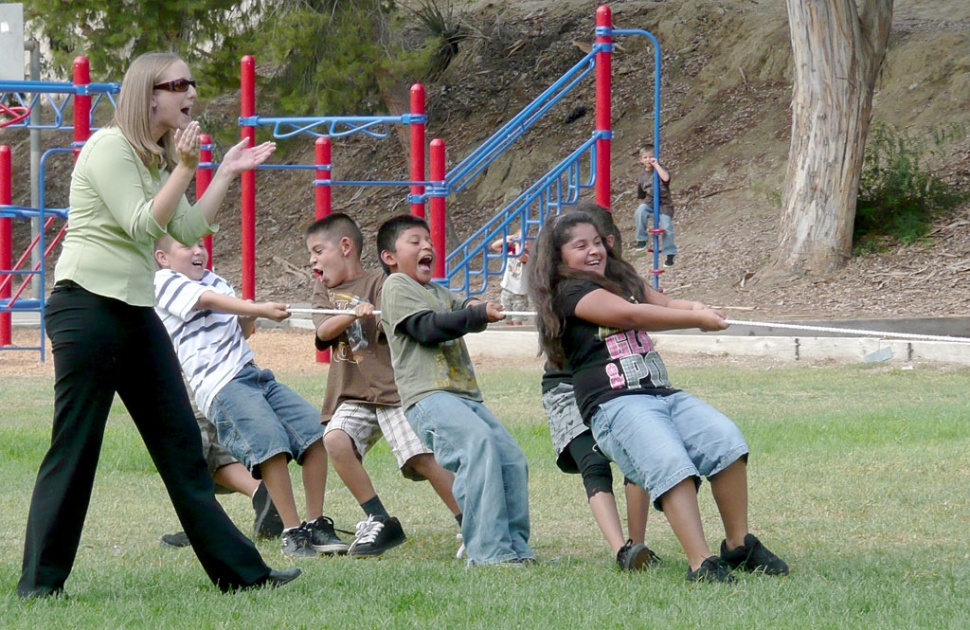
<box><xmin>429</xmin><ymin>139</ymin><xmax>446</xmax><ymax>280</ymax></box>
<box><xmin>240</xmin><ymin>56</ymin><xmax>257</xmax><ymax>300</ymax></box>
<box><xmin>314</xmin><ymin>137</ymin><xmax>332</xmax><ymax>364</ymax></box>
<box><xmin>197</xmin><ymin>134</ymin><xmax>213</xmax><ymax>270</ymax></box>
<box><xmin>0</xmin><ymin>146</ymin><xmax>11</xmax><ymax>345</ymax></box>
<box><xmin>410</xmin><ymin>84</ymin><xmax>426</xmax><ymax>218</ymax></box>
<box><xmin>595</xmin><ymin>6</ymin><xmax>612</xmax><ymax>209</ymax></box>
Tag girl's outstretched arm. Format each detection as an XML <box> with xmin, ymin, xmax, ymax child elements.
<box><xmin>575</xmin><ymin>288</ymin><xmax>727</xmax><ymax>333</ymax></box>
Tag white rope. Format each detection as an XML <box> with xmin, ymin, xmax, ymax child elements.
<box><xmin>722</xmin><ymin>319</ymin><xmax>970</xmax><ymax>344</ymax></box>
<box><xmin>286</xmin><ymin>308</ymin><xmax>970</xmax><ymax>344</ymax></box>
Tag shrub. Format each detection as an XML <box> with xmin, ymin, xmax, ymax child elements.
<box><xmin>853</xmin><ymin>122</ymin><xmax>968</xmax><ymax>252</ymax></box>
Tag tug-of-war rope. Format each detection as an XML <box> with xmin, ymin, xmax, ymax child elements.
<box><xmin>286</xmin><ymin>308</ymin><xmax>970</xmax><ymax>345</ymax></box>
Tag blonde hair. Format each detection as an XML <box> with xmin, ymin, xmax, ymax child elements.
<box><xmin>111</xmin><ymin>52</ymin><xmax>182</xmax><ymax>171</ymax></box>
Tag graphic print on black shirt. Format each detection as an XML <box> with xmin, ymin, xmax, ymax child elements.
<box><xmin>557</xmin><ymin>279</ymin><xmax>677</xmax><ymax>422</ymax></box>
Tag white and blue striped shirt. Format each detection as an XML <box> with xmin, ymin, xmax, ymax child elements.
<box><xmin>154</xmin><ymin>269</ymin><xmax>255</xmax><ymax>416</ymax></box>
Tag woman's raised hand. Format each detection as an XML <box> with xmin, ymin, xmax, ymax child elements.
<box><xmin>219</xmin><ymin>137</ymin><xmax>277</xmax><ymax>176</ymax></box>
<box><xmin>174</xmin><ymin>121</ymin><xmax>201</xmax><ymax>170</ymax></box>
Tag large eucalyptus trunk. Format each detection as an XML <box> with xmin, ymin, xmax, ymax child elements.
<box><xmin>772</xmin><ymin>0</ymin><xmax>893</xmax><ymax>276</ymax></box>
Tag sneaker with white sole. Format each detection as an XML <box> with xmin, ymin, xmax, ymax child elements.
<box><xmin>348</xmin><ymin>514</ymin><xmax>407</xmax><ymax>557</ymax></box>
<box><xmin>305</xmin><ymin>515</ymin><xmax>350</xmax><ymax>555</ymax></box>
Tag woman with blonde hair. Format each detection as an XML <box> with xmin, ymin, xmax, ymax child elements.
<box><xmin>18</xmin><ymin>52</ymin><xmax>296</xmax><ymax>598</ymax></box>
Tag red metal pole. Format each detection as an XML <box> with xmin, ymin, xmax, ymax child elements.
<box><xmin>315</xmin><ymin>137</ymin><xmax>332</xmax><ymax>220</ymax></box>
<box><xmin>429</xmin><ymin>139</ymin><xmax>446</xmax><ymax>279</ymax></box>
<box><xmin>1</xmin><ymin>145</ymin><xmax>11</xmax><ymax>345</ymax></box>
<box><xmin>595</xmin><ymin>6</ymin><xmax>612</xmax><ymax>210</ymax></box>
<box><xmin>197</xmin><ymin>134</ymin><xmax>214</xmax><ymax>270</ymax></box>
<box><xmin>314</xmin><ymin>137</ymin><xmax>332</xmax><ymax>363</ymax></box>
<box><xmin>410</xmin><ymin>84</ymin><xmax>426</xmax><ymax>218</ymax></box>
<box><xmin>240</xmin><ymin>56</ymin><xmax>257</xmax><ymax>300</ymax></box>
<box><xmin>73</xmin><ymin>57</ymin><xmax>91</xmax><ymax>157</ymax></box>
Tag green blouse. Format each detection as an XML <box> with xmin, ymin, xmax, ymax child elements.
<box><xmin>54</xmin><ymin>126</ymin><xmax>217</xmax><ymax>307</ymax></box>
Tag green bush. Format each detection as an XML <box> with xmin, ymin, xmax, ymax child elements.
<box><xmin>853</xmin><ymin>122</ymin><xmax>967</xmax><ymax>252</ymax></box>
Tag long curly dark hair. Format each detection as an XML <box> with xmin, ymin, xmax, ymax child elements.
<box><xmin>529</xmin><ymin>211</ymin><xmax>646</xmax><ymax>367</ymax></box>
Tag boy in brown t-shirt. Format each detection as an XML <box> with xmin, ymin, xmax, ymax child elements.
<box><xmin>306</xmin><ymin>213</ymin><xmax>463</xmax><ymax>557</ymax></box>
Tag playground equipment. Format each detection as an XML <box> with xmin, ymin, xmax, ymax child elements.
<box><xmin>0</xmin><ymin>58</ymin><xmax>119</xmax><ymax>359</ymax></box>
<box><xmin>1</xmin><ymin>4</ymin><xmax>669</xmax><ymax>361</ymax></box>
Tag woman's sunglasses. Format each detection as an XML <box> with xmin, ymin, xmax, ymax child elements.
<box><xmin>153</xmin><ymin>78</ymin><xmax>197</xmax><ymax>93</ymax></box>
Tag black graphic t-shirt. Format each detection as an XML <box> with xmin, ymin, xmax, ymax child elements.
<box><xmin>557</xmin><ymin>279</ymin><xmax>678</xmax><ymax>423</ymax></box>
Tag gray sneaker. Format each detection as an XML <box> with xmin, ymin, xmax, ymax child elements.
<box><xmin>616</xmin><ymin>539</ymin><xmax>661</xmax><ymax>571</ymax></box>
<box><xmin>281</xmin><ymin>524</ymin><xmax>316</xmax><ymax>558</ymax></box>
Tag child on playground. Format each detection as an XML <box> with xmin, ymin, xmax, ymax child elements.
<box><xmin>377</xmin><ymin>214</ymin><xmax>534</xmax><ymax>566</ymax></box>
<box><xmin>160</xmin><ymin>377</ymin><xmax>284</xmax><ymax>548</ymax></box>
<box><xmin>488</xmin><ymin>230</ymin><xmax>530</xmax><ymax>325</ymax></box>
<box><xmin>539</xmin><ymin>201</ymin><xmax>658</xmax><ymax>571</ymax></box>
<box><xmin>633</xmin><ymin>144</ymin><xmax>677</xmax><ymax>267</ymax></box>
<box><xmin>305</xmin><ymin>213</ymin><xmax>464</xmax><ymax>558</ymax></box>
<box><xmin>154</xmin><ymin>234</ymin><xmax>348</xmax><ymax>558</ymax></box>
<box><xmin>530</xmin><ymin>210</ymin><xmax>788</xmax><ymax>582</ymax></box>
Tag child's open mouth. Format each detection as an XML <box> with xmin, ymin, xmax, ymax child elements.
<box><xmin>312</xmin><ymin>268</ymin><xmax>323</xmax><ymax>280</ymax></box>
<box><xmin>418</xmin><ymin>253</ymin><xmax>434</xmax><ymax>272</ymax></box>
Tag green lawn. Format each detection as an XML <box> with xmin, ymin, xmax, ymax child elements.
<box><xmin>1</xmin><ymin>361</ymin><xmax>969</xmax><ymax>629</ymax></box>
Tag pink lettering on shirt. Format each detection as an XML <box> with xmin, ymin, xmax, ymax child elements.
<box><xmin>604</xmin><ymin>330</ymin><xmax>655</xmax><ymax>359</ymax></box>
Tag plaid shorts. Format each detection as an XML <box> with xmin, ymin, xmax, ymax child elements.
<box><xmin>325</xmin><ymin>402</ymin><xmax>433</xmax><ymax>481</ymax></box>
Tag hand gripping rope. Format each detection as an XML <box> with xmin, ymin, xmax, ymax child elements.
<box><xmin>285</xmin><ymin>309</ymin><xmax>970</xmax><ymax>344</ymax></box>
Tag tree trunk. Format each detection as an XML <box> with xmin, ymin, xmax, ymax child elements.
<box><xmin>771</xmin><ymin>0</ymin><xmax>893</xmax><ymax>277</ymax></box>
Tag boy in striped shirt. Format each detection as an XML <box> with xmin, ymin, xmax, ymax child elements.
<box><xmin>153</xmin><ymin>234</ymin><xmax>347</xmax><ymax>558</ymax></box>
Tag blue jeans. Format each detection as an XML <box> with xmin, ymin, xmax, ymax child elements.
<box><xmin>406</xmin><ymin>393</ymin><xmax>533</xmax><ymax>565</ymax></box>
<box><xmin>210</xmin><ymin>364</ymin><xmax>325</xmax><ymax>476</ymax></box>
<box><xmin>591</xmin><ymin>391</ymin><xmax>748</xmax><ymax>511</ymax></box>
<box><xmin>634</xmin><ymin>204</ymin><xmax>677</xmax><ymax>255</ymax></box>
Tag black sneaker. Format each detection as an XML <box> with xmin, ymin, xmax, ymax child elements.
<box><xmin>616</xmin><ymin>539</ymin><xmax>661</xmax><ymax>571</ymax></box>
<box><xmin>720</xmin><ymin>533</ymin><xmax>789</xmax><ymax>576</ymax></box>
<box><xmin>305</xmin><ymin>515</ymin><xmax>350</xmax><ymax>555</ymax></box>
<box><xmin>281</xmin><ymin>524</ymin><xmax>316</xmax><ymax>558</ymax></box>
<box><xmin>348</xmin><ymin>515</ymin><xmax>407</xmax><ymax>557</ymax></box>
<box><xmin>160</xmin><ymin>531</ymin><xmax>190</xmax><ymax>548</ymax></box>
<box><xmin>252</xmin><ymin>482</ymin><xmax>284</xmax><ymax>540</ymax></box>
<box><xmin>634</xmin><ymin>241</ymin><xmax>648</xmax><ymax>251</ymax></box>
<box><xmin>686</xmin><ymin>556</ymin><xmax>736</xmax><ymax>583</ymax></box>
<box><xmin>664</xmin><ymin>254</ymin><xmax>675</xmax><ymax>268</ymax></box>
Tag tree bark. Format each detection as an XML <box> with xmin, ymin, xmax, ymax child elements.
<box><xmin>771</xmin><ymin>0</ymin><xmax>893</xmax><ymax>277</ymax></box>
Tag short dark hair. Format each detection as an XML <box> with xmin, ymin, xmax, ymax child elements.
<box><xmin>567</xmin><ymin>200</ymin><xmax>623</xmax><ymax>255</ymax></box>
<box><xmin>376</xmin><ymin>214</ymin><xmax>429</xmax><ymax>275</ymax></box>
<box><xmin>305</xmin><ymin>212</ymin><xmax>363</xmax><ymax>255</ymax></box>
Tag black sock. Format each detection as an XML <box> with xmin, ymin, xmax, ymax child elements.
<box><xmin>455</xmin><ymin>513</ymin><xmax>463</xmax><ymax>527</ymax></box>
<box><xmin>361</xmin><ymin>496</ymin><xmax>389</xmax><ymax>518</ymax></box>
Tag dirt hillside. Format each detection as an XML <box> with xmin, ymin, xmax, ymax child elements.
<box><xmin>4</xmin><ymin>0</ymin><xmax>969</xmax><ymax>323</ymax></box>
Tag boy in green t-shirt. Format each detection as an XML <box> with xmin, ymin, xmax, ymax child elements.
<box><xmin>377</xmin><ymin>214</ymin><xmax>534</xmax><ymax>566</ymax></box>
<box><xmin>305</xmin><ymin>213</ymin><xmax>463</xmax><ymax>558</ymax></box>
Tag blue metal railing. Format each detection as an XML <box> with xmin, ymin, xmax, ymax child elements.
<box><xmin>0</xmin><ymin>81</ymin><xmax>120</xmax><ymax>131</ymax></box>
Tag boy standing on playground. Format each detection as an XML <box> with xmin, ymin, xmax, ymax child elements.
<box><xmin>305</xmin><ymin>213</ymin><xmax>464</xmax><ymax>557</ymax></box>
<box><xmin>377</xmin><ymin>214</ymin><xmax>534</xmax><ymax>566</ymax></box>
<box><xmin>633</xmin><ymin>144</ymin><xmax>677</xmax><ymax>267</ymax></box>
<box><xmin>154</xmin><ymin>234</ymin><xmax>348</xmax><ymax>558</ymax></box>
<box><xmin>488</xmin><ymin>230</ymin><xmax>530</xmax><ymax>326</ymax></box>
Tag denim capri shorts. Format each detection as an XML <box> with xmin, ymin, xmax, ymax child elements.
<box><xmin>210</xmin><ymin>364</ymin><xmax>325</xmax><ymax>478</ymax></box>
<box><xmin>590</xmin><ymin>390</ymin><xmax>748</xmax><ymax>511</ymax></box>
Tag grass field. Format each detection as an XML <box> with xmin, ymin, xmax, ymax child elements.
<box><xmin>1</xmin><ymin>358</ymin><xmax>969</xmax><ymax>629</ymax></box>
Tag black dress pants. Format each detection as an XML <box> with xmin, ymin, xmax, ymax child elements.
<box><xmin>18</xmin><ymin>283</ymin><xmax>271</xmax><ymax>597</ymax></box>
